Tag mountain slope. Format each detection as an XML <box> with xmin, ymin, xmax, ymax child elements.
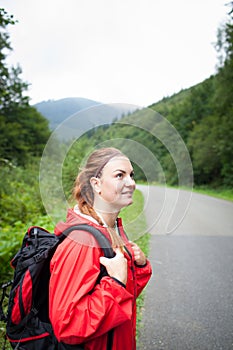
<box><xmin>34</xmin><ymin>97</ymin><xmax>99</xmax><ymax>129</ymax></box>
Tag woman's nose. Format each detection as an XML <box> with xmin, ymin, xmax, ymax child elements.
<box><xmin>125</xmin><ymin>175</ymin><xmax>135</xmax><ymax>187</ymax></box>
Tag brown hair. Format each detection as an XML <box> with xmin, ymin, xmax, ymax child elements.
<box><xmin>73</xmin><ymin>147</ymin><xmax>127</xmax><ymax>248</ymax></box>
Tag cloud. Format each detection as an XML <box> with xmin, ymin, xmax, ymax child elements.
<box><xmin>1</xmin><ymin>0</ymin><xmax>228</xmax><ymax>106</ymax></box>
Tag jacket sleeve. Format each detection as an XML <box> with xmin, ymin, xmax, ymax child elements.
<box><xmin>49</xmin><ymin>234</ymin><xmax>133</xmax><ymax>345</ymax></box>
<box><xmin>134</xmin><ymin>260</ymin><xmax>152</xmax><ymax>297</ymax></box>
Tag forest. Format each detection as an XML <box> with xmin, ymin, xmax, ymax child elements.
<box><xmin>0</xmin><ymin>4</ymin><xmax>233</xmax><ymax>285</ymax></box>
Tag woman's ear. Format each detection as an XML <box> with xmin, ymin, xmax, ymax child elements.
<box><xmin>90</xmin><ymin>177</ymin><xmax>101</xmax><ymax>194</ymax></box>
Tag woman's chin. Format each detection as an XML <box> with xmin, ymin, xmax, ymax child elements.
<box><xmin>121</xmin><ymin>198</ymin><xmax>133</xmax><ymax>208</ymax></box>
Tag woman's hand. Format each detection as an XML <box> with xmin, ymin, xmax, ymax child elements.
<box><xmin>99</xmin><ymin>248</ymin><xmax>128</xmax><ymax>285</ymax></box>
<box><xmin>129</xmin><ymin>241</ymin><xmax>146</xmax><ymax>266</ymax></box>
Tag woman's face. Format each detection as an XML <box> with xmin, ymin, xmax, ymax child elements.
<box><xmin>95</xmin><ymin>156</ymin><xmax>136</xmax><ymax>212</ymax></box>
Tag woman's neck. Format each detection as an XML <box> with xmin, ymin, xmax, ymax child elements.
<box><xmin>94</xmin><ymin>208</ymin><xmax>119</xmax><ymax>228</ymax></box>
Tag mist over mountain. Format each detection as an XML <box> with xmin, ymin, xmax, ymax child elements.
<box><xmin>34</xmin><ymin>97</ymin><xmax>136</xmax><ymax>141</ymax></box>
<box><xmin>34</xmin><ymin>97</ymin><xmax>100</xmax><ymax>130</ymax></box>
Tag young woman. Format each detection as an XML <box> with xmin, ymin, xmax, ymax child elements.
<box><xmin>49</xmin><ymin>147</ymin><xmax>152</xmax><ymax>350</ymax></box>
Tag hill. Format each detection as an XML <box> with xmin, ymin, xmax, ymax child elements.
<box><xmin>34</xmin><ymin>97</ymin><xmax>137</xmax><ymax>140</ymax></box>
<box><xmin>62</xmin><ymin>70</ymin><xmax>232</xmax><ymax>188</ymax></box>
<box><xmin>34</xmin><ymin>97</ymin><xmax>99</xmax><ymax>130</ymax></box>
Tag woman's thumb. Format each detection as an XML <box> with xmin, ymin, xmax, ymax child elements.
<box><xmin>100</xmin><ymin>256</ymin><xmax>108</xmax><ymax>265</ymax></box>
<box><xmin>114</xmin><ymin>247</ymin><xmax>124</xmax><ymax>256</ymax></box>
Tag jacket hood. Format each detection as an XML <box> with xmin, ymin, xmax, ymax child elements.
<box><xmin>54</xmin><ymin>208</ymin><xmax>123</xmax><ymax>236</ymax></box>
<box><xmin>54</xmin><ymin>208</ymin><xmax>94</xmax><ymax>236</ymax></box>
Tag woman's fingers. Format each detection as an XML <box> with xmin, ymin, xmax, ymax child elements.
<box><xmin>129</xmin><ymin>241</ymin><xmax>146</xmax><ymax>266</ymax></box>
<box><xmin>99</xmin><ymin>247</ymin><xmax>127</xmax><ymax>285</ymax></box>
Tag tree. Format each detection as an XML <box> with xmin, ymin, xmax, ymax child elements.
<box><xmin>187</xmin><ymin>115</ymin><xmax>222</xmax><ymax>185</ymax></box>
<box><xmin>0</xmin><ymin>8</ymin><xmax>29</xmax><ymax>112</ymax></box>
<box><xmin>187</xmin><ymin>4</ymin><xmax>233</xmax><ymax>187</ymax></box>
<box><xmin>0</xmin><ymin>8</ymin><xmax>51</xmax><ymax>165</ymax></box>
<box><xmin>214</xmin><ymin>2</ymin><xmax>233</xmax><ymax>113</ymax></box>
<box><xmin>213</xmin><ymin>2</ymin><xmax>233</xmax><ymax>186</ymax></box>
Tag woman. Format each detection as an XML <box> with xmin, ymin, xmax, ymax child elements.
<box><xmin>49</xmin><ymin>147</ymin><xmax>152</xmax><ymax>350</ymax></box>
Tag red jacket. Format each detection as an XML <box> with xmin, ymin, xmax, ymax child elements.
<box><xmin>49</xmin><ymin>209</ymin><xmax>152</xmax><ymax>350</ymax></box>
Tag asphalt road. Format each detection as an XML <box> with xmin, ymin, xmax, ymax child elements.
<box><xmin>137</xmin><ymin>185</ymin><xmax>233</xmax><ymax>350</ymax></box>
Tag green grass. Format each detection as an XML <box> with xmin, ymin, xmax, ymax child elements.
<box><xmin>120</xmin><ymin>189</ymin><xmax>148</xmax><ymax>241</ymax></box>
<box><xmin>135</xmin><ymin>232</ymin><xmax>151</xmax><ymax>340</ymax></box>
<box><xmin>192</xmin><ymin>186</ymin><xmax>233</xmax><ymax>202</ymax></box>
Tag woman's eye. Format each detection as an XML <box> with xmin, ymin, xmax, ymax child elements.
<box><xmin>116</xmin><ymin>173</ymin><xmax>123</xmax><ymax>179</ymax></box>
<box><xmin>130</xmin><ymin>172</ymin><xmax>135</xmax><ymax>179</ymax></box>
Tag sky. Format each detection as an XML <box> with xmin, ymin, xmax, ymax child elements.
<box><xmin>1</xmin><ymin>0</ymin><xmax>229</xmax><ymax>108</ymax></box>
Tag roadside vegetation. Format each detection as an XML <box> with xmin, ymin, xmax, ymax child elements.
<box><xmin>192</xmin><ymin>186</ymin><xmax>233</xmax><ymax>202</ymax></box>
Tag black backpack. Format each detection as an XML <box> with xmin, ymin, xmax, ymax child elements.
<box><xmin>0</xmin><ymin>224</ymin><xmax>114</xmax><ymax>350</ymax></box>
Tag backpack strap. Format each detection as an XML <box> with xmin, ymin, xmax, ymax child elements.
<box><xmin>59</xmin><ymin>224</ymin><xmax>115</xmax><ymax>283</ymax></box>
<box><xmin>60</xmin><ymin>224</ymin><xmax>115</xmax><ymax>258</ymax></box>
<box><xmin>17</xmin><ymin>224</ymin><xmax>115</xmax><ymax>272</ymax></box>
